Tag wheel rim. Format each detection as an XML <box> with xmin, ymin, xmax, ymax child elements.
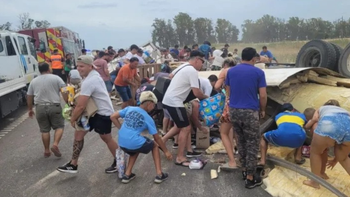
<box><xmin>302</xmin><ymin>47</ymin><xmax>322</xmax><ymax>67</ymax></box>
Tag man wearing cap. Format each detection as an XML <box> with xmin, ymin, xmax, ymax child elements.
<box><xmin>259</xmin><ymin>103</ymin><xmax>307</xmax><ymax>166</ymax></box>
<box><xmin>226</xmin><ymin>47</ymin><xmax>267</xmax><ymax>189</ymax></box>
<box><xmin>57</xmin><ymin>55</ymin><xmax>119</xmax><ymax>174</ymax></box>
<box><xmin>162</xmin><ymin>50</ymin><xmax>208</xmax><ymax>167</ymax></box>
<box><xmin>110</xmin><ymin>91</ymin><xmax>172</xmax><ymax>184</ymax></box>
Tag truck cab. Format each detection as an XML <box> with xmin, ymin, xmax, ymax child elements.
<box><xmin>0</xmin><ymin>31</ymin><xmax>39</xmax><ymax>118</ymax></box>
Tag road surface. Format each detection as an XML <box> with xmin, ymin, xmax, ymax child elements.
<box><xmin>0</xmin><ymin>105</ymin><xmax>271</xmax><ymax>197</ymax></box>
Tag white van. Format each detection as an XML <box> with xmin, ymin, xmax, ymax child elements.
<box><xmin>0</xmin><ymin>31</ymin><xmax>39</xmax><ymax>118</ymax></box>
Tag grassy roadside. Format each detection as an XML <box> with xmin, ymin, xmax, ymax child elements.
<box><xmin>214</xmin><ymin>38</ymin><xmax>350</xmax><ymax>63</ymax></box>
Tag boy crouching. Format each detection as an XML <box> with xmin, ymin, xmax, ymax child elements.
<box><xmin>110</xmin><ymin>91</ymin><xmax>172</xmax><ymax>184</ymax></box>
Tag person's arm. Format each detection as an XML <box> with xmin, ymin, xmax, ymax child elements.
<box><xmin>258</xmin><ymin>72</ymin><xmax>267</xmax><ymax>118</ymax></box>
<box><xmin>305</xmin><ymin>110</ymin><xmax>319</xmax><ymax>129</ymax></box>
<box><xmin>103</xmin><ymin>61</ymin><xmax>110</xmax><ymax>79</ymax></box>
<box><xmin>110</xmin><ymin>108</ymin><xmax>127</xmax><ymax>129</ymax></box>
<box><xmin>70</xmin><ymin>95</ymin><xmax>89</xmax><ymax>123</ymax></box>
<box><xmin>122</xmin><ymin>71</ymin><xmax>137</xmax><ymax>86</ymax></box>
<box><xmin>214</xmin><ymin>69</ymin><xmax>227</xmax><ymax>90</ymax></box>
<box><xmin>146</xmin><ymin>116</ymin><xmax>172</xmax><ymax>159</ymax></box>
<box><xmin>134</xmin><ymin>71</ymin><xmax>141</xmax><ymax>84</ymax></box>
<box><xmin>27</xmin><ymin>94</ymin><xmax>35</xmax><ymax>118</ymax></box>
<box><xmin>189</xmin><ymin>71</ymin><xmax>207</xmax><ymax>99</ymax></box>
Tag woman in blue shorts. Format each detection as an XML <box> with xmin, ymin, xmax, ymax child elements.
<box><xmin>303</xmin><ymin>99</ymin><xmax>350</xmax><ymax>189</ymax></box>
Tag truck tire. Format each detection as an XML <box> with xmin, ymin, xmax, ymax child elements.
<box><xmin>338</xmin><ymin>43</ymin><xmax>350</xmax><ymax>78</ymax></box>
<box><xmin>296</xmin><ymin>40</ymin><xmax>337</xmax><ymax>71</ymax></box>
<box><xmin>330</xmin><ymin>43</ymin><xmax>343</xmax><ymax>72</ymax></box>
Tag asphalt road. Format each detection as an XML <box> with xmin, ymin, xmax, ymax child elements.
<box><xmin>0</xmin><ymin>104</ymin><xmax>271</xmax><ymax>197</ymax></box>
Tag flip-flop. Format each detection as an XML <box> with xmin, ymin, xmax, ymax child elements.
<box><xmin>295</xmin><ymin>158</ymin><xmax>306</xmax><ymax>165</ymax></box>
<box><xmin>175</xmin><ymin>160</ymin><xmax>190</xmax><ymax>167</ymax></box>
<box><xmin>220</xmin><ymin>163</ymin><xmax>238</xmax><ymax>170</ymax></box>
<box><xmin>51</xmin><ymin>145</ymin><xmax>62</xmax><ymax>157</ymax></box>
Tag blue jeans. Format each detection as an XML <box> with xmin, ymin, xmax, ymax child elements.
<box><xmin>115</xmin><ymin>85</ymin><xmax>132</xmax><ymax>102</ymax></box>
<box><xmin>104</xmin><ymin>80</ymin><xmax>113</xmax><ymax>92</ymax></box>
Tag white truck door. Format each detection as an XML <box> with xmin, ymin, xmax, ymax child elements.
<box><xmin>16</xmin><ymin>35</ymin><xmax>37</xmax><ymax>83</ymax></box>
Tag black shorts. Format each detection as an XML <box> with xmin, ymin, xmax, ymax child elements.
<box><xmin>121</xmin><ymin>137</ymin><xmax>154</xmax><ymax>156</ymax></box>
<box><xmin>88</xmin><ymin>114</ymin><xmax>112</xmax><ymax>135</ymax></box>
<box><xmin>163</xmin><ymin>104</ymin><xmax>189</xmax><ymax>128</ymax></box>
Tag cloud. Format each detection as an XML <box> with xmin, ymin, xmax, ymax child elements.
<box><xmin>77</xmin><ymin>2</ymin><xmax>117</xmax><ymax>9</ymax></box>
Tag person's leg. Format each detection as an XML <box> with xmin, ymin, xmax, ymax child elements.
<box><xmin>229</xmin><ymin>128</ymin><xmax>234</xmax><ymax>150</ymax></box>
<box><xmin>230</xmin><ymin>108</ymin><xmax>246</xmax><ymax>177</ymax></box>
<box><xmin>50</xmin><ymin>105</ymin><xmax>65</xmax><ymax>157</ymax></box>
<box><xmin>100</xmin><ymin>133</ymin><xmax>118</xmax><ymax>157</ymax></box>
<box><xmin>71</xmin><ymin>130</ymin><xmax>88</xmax><ymax>166</ymax></box>
<box><xmin>162</xmin><ymin>125</ymin><xmax>180</xmax><ymax>142</ymax></box>
<box><xmin>42</xmin><ymin>132</ymin><xmax>50</xmax><ymax>155</ymax></box>
<box><xmin>116</xmin><ymin>86</ymin><xmax>129</xmax><ymax>109</ymax></box>
<box><xmin>152</xmin><ymin>142</ymin><xmax>162</xmax><ymax>175</ymax></box>
<box><xmin>220</xmin><ymin>122</ymin><xmax>237</xmax><ymax>167</ymax></box>
<box><xmin>162</xmin><ymin>117</ymin><xmax>169</xmax><ymax>134</ymax></box>
<box><xmin>186</xmin><ymin>129</ymin><xmax>192</xmax><ymax>152</ymax></box>
<box><xmin>35</xmin><ymin>105</ymin><xmax>51</xmax><ymax>156</ymax></box>
<box><xmin>242</xmin><ymin>110</ymin><xmax>260</xmax><ymax>182</ymax></box>
<box><xmin>320</xmin><ymin>149</ymin><xmax>329</xmax><ymax>179</ymax></box>
<box><xmin>334</xmin><ymin>142</ymin><xmax>350</xmax><ymax>175</ymax></box>
<box><xmin>259</xmin><ymin>136</ymin><xmax>268</xmax><ymax>166</ymax></box>
<box><xmin>303</xmin><ymin>133</ymin><xmax>334</xmax><ymax>188</ymax></box>
<box><xmin>125</xmin><ymin>153</ymin><xmax>139</xmax><ymax>176</ymax></box>
<box><xmin>177</xmin><ymin>125</ymin><xmax>191</xmax><ymax>163</ymax></box>
<box><xmin>126</xmin><ymin>86</ymin><xmax>135</xmax><ymax>106</ymax></box>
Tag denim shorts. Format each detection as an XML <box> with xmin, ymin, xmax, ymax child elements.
<box><xmin>104</xmin><ymin>80</ymin><xmax>113</xmax><ymax>92</ymax></box>
<box><xmin>315</xmin><ymin>113</ymin><xmax>350</xmax><ymax>144</ymax></box>
<box><xmin>115</xmin><ymin>85</ymin><xmax>132</xmax><ymax>102</ymax></box>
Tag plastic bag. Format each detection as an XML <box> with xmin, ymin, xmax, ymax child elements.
<box><xmin>199</xmin><ymin>93</ymin><xmax>226</xmax><ymax>126</ymax></box>
<box><xmin>62</xmin><ymin>104</ymin><xmax>72</xmax><ymax>121</ymax></box>
<box><xmin>116</xmin><ymin>147</ymin><xmax>129</xmax><ymax>179</ymax></box>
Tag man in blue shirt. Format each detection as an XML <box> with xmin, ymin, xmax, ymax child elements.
<box><xmin>225</xmin><ymin>47</ymin><xmax>267</xmax><ymax>189</ymax></box>
<box><xmin>170</xmin><ymin>45</ymin><xmax>179</xmax><ymax>58</ymax></box>
<box><xmin>199</xmin><ymin>41</ymin><xmax>212</xmax><ymax>60</ymax></box>
<box><xmin>110</xmin><ymin>91</ymin><xmax>172</xmax><ymax>184</ymax></box>
<box><xmin>259</xmin><ymin>103</ymin><xmax>307</xmax><ymax>167</ymax></box>
<box><xmin>260</xmin><ymin>46</ymin><xmax>274</xmax><ymax>63</ymax></box>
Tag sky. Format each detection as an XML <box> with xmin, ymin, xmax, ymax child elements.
<box><xmin>1</xmin><ymin>0</ymin><xmax>350</xmax><ymax>50</ymax></box>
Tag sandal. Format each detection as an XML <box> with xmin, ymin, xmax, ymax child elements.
<box><xmin>44</xmin><ymin>152</ymin><xmax>51</xmax><ymax>158</ymax></box>
<box><xmin>175</xmin><ymin>160</ymin><xmax>190</xmax><ymax>167</ymax></box>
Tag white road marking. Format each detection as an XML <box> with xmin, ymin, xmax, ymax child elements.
<box><xmin>24</xmin><ymin>170</ymin><xmax>60</xmax><ymax>196</ymax></box>
<box><xmin>0</xmin><ymin>110</ymin><xmax>30</xmax><ymax>140</ymax></box>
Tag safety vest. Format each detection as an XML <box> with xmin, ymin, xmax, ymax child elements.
<box><xmin>51</xmin><ymin>54</ymin><xmax>63</xmax><ymax>69</ymax></box>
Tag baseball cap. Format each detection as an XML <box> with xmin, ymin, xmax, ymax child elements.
<box><xmin>190</xmin><ymin>50</ymin><xmax>205</xmax><ymax>58</ymax></box>
<box><xmin>77</xmin><ymin>55</ymin><xmax>95</xmax><ymax>68</ymax></box>
<box><xmin>281</xmin><ymin>103</ymin><xmax>294</xmax><ymax>111</ymax></box>
<box><xmin>139</xmin><ymin>91</ymin><xmax>157</xmax><ymax>104</ymax></box>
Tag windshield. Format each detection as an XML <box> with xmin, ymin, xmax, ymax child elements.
<box><xmin>28</xmin><ymin>39</ymin><xmax>36</xmax><ymax>59</ymax></box>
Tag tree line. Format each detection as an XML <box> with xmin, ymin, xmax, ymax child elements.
<box><xmin>0</xmin><ymin>13</ymin><xmax>51</xmax><ymax>31</ymax></box>
<box><xmin>151</xmin><ymin>13</ymin><xmax>350</xmax><ymax>48</ymax></box>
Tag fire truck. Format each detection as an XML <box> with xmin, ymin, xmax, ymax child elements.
<box><xmin>18</xmin><ymin>26</ymin><xmax>85</xmax><ymax>64</ymax></box>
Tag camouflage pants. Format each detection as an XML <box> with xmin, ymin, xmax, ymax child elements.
<box><xmin>229</xmin><ymin>108</ymin><xmax>260</xmax><ymax>176</ymax></box>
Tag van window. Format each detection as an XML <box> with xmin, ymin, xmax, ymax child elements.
<box><xmin>0</xmin><ymin>40</ymin><xmax>3</xmax><ymax>53</ymax></box>
<box><xmin>27</xmin><ymin>39</ymin><xmax>36</xmax><ymax>59</ymax></box>
<box><xmin>18</xmin><ymin>36</ymin><xmax>28</xmax><ymax>55</ymax></box>
<box><xmin>5</xmin><ymin>36</ymin><xmax>16</xmax><ymax>56</ymax></box>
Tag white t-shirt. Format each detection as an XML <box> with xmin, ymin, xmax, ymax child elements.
<box><xmin>124</xmin><ymin>52</ymin><xmax>134</xmax><ymax>60</ymax></box>
<box><xmin>80</xmin><ymin>70</ymin><xmax>114</xmax><ymax>116</ymax></box>
<box><xmin>162</xmin><ymin>64</ymin><xmax>199</xmax><ymax>107</ymax></box>
<box><xmin>199</xmin><ymin>77</ymin><xmax>212</xmax><ymax>97</ymax></box>
<box><xmin>134</xmin><ymin>54</ymin><xmax>145</xmax><ymax>64</ymax></box>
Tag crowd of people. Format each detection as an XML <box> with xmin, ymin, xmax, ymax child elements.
<box><xmin>26</xmin><ymin>41</ymin><xmax>350</xmax><ymax>190</ymax></box>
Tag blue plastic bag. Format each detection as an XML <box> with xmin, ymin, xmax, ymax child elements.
<box><xmin>199</xmin><ymin>93</ymin><xmax>226</xmax><ymax>126</ymax></box>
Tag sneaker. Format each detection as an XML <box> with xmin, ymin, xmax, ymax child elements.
<box><xmin>186</xmin><ymin>151</ymin><xmax>201</xmax><ymax>158</ymax></box>
<box><xmin>105</xmin><ymin>160</ymin><xmax>118</xmax><ymax>174</ymax></box>
<box><xmin>245</xmin><ymin>175</ymin><xmax>263</xmax><ymax>189</ymax></box>
<box><xmin>154</xmin><ymin>172</ymin><xmax>169</xmax><ymax>184</ymax></box>
<box><xmin>242</xmin><ymin>171</ymin><xmax>247</xmax><ymax>180</ymax></box>
<box><xmin>172</xmin><ymin>143</ymin><xmax>178</xmax><ymax>149</ymax></box>
<box><xmin>57</xmin><ymin>162</ymin><xmax>78</xmax><ymax>174</ymax></box>
<box><xmin>121</xmin><ymin>173</ymin><xmax>136</xmax><ymax>184</ymax></box>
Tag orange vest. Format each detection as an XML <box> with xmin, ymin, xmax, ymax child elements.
<box><xmin>51</xmin><ymin>54</ymin><xmax>63</xmax><ymax>69</ymax></box>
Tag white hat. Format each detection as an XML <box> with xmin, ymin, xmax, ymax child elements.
<box><xmin>139</xmin><ymin>91</ymin><xmax>157</xmax><ymax>104</ymax></box>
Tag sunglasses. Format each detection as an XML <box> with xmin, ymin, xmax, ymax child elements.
<box><xmin>197</xmin><ymin>57</ymin><xmax>205</xmax><ymax>63</ymax></box>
